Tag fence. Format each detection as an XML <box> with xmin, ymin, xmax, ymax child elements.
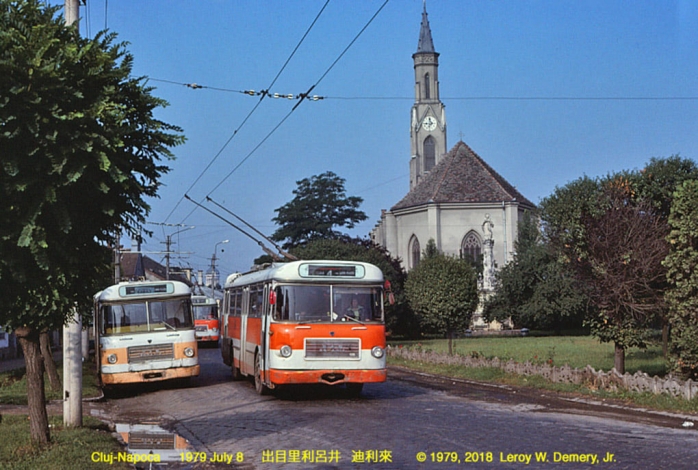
<box><xmin>387</xmin><ymin>346</ymin><xmax>697</xmax><ymax>401</ymax></box>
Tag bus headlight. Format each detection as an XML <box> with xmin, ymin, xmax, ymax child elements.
<box><xmin>184</xmin><ymin>347</ymin><xmax>195</xmax><ymax>357</ymax></box>
<box><xmin>279</xmin><ymin>345</ymin><xmax>292</xmax><ymax>358</ymax></box>
<box><xmin>210</xmin><ymin>328</ymin><xmax>219</xmax><ymax>334</ymax></box>
<box><xmin>371</xmin><ymin>346</ymin><xmax>384</xmax><ymax>359</ymax></box>
<box><xmin>107</xmin><ymin>354</ymin><xmax>118</xmax><ymax>364</ymax></box>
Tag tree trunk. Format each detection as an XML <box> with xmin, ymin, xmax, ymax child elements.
<box><xmin>447</xmin><ymin>330</ymin><xmax>454</xmax><ymax>356</ymax></box>
<box><xmin>662</xmin><ymin>322</ymin><xmax>670</xmax><ymax>359</ymax></box>
<box><xmin>614</xmin><ymin>342</ymin><xmax>625</xmax><ymax>375</ymax></box>
<box><xmin>40</xmin><ymin>331</ymin><xmax>61</xmax><ymax>391</ymax></box>
<box><xmin>15</xmin><ymin>326</ymin><xmax>50</xmax><ymax>446</ymax></box>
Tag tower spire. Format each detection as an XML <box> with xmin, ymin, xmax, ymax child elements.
<box><xmin>410</xmin><ymin>1</ymin><xmax>446</xmax><ymax>190</ymax></box>
<box><xmin>416</xmin><ymin>1</ymin><xmax>435</xmax><ymax>53</ymax></box>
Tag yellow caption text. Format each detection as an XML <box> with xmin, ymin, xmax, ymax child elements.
<box><xmin>415</xmin><ymin>451</ymin><xmax>617</xmax><ymax>465</ymax></box>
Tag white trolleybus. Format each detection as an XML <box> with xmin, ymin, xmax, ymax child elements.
<box><xmin>220</xmin><ymin>260</ymin><xmax>387</xmax><ymax>395</ymax></box>
<box><xmin>94</xmin><ymin>280</ymin><xmax>200</xmax><ymax>386</ymax></box>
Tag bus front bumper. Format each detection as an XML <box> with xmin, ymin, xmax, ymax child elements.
<box><xmin>267</xmin><ymin>368</ymin><xmax>386</xmax><ymax>386</ymax></box>
<box><xmin>101</xmin><ymin>365</ymin><xmax>200</xmax><ymax>385</ymax></box>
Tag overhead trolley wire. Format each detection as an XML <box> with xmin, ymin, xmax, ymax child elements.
<box><xmin>145</xmin><ymin>81</ymin><xmax>698</xmax><ymax>102</ymax></box>
<box><xmin>197</xmin><ymin>0</ymin><xmax>391</xmax><ymax>202</ymax></box>
<box><xmin>163</xmin><ymin>0</ymin><xmax>332</xmax><ymax>224</ymax></box>
<box><xmin>179</xmin><ymin>0</ymin><xmax>391</xmax><ymax>235</ymax></box>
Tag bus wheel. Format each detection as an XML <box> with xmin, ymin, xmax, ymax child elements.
<box><xmin>345</xmin><ymin>383</ymin><xmax>364</xmax><ymax>397</ymax></box>
<box><xmin>231</xmin><ymin>351</ymin><xmax>243</xmax><ymax>381</ymax></box>
<box><xmin>254</xmin><ymin>352</ymin><xmax>270</xmax><ymax>395</ymax></box>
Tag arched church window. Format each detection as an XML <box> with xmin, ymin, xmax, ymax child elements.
<box><xmin>409</xmin><ymin>236</ymin><xmax>421</xmax><ymax>269</ymax></box>
<box><xmin>461</xmin><ymin>232</ymin><xmax>482</xmax><ymax>266</ymax></box>
<box><xmin>424</xmin><ymin>136</ymin><xmax>436</xmax><ymax>171</ymax></box>
<box><xmin>424</xmin><ymin>73</ymin><xmax>430</xmax><ymax>99</ymax></box>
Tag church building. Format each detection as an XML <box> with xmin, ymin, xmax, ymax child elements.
<box><xmin>371</xmin><ymin>5</ymin><xmax>536</xmax><ymax>288</ymax></box>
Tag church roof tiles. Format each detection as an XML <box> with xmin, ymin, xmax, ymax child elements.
<box><xmin>392</xmin><ymin>141</ymin><xmax>535</xmax><ymax>210</ymax></box>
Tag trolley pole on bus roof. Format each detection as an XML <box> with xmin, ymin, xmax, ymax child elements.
<box><xmin>63</xmin><ymin>0</ymin><xmax>83</xmax><ymax>428</ymax></box>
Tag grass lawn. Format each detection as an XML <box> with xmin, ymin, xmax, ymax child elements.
<box><xmin>388</xmin><ymin>335</ymin><xmax>698</xmax><ymax>414</ymax></box>
<box><xmin>390</xmin><ymin>336</ymin><xmax>667</xmax><ymax>376</ymax></box>
<box><xmin>0</xmin><ymin>359</ymin><xmax>102</xmax><ymax>405</ymax></box>
<box><xmin>0</xmin><ymin>415</ymin><xmax>130</xmax><ymax>470</ymax></box>
<box><xmin>0</xmin><ymin>358</ymin><xmax>129</xmax><ymax>469</ymax></box>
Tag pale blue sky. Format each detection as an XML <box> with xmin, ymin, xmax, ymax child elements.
<box><xmin>62</xmin><ymin>0</ymin><xmax>698</xmax><ymax>277</ymax></box>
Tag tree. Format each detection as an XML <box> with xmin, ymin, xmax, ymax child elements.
<box><xmin>632</xmin><ymin>156</ymin><xmax>698</xmax><ymax>355</ymax></box>
<box><xmin>484</xmin><ymin>212</ymin><xmax>589</xmax><ymax>331</ymax></box>
<box><xmin>405</xmin><ymin>251</ymin><xmax>479</xmax><ymax>354</ymax></box>
<box><xmin>541</xmin><ymin>176</ymin><xmax>669</xmax><ymax>373</ymax></box>
<box><xmin>663</xmin><ymin>180</ymin><xmax>698</xmax><ymax>379</ymax></box>
<box><xmin>1</xmin><ymin>0</ymin><xmax>183</xmax><ymax>444</ymax></box>
<box><xmin>291</xmin><ymin>238</ymin><xmax>419</xmax><ymax>338</ymax></box>
<box><xmin>633</xmin><ymin>155</ymin><xmax>698</xmax><ymax>220</ymax></box>
<box><xmin>271</xmin><ymin>172</ymin><xmax>367</xmax><ymax>249</ymax></box>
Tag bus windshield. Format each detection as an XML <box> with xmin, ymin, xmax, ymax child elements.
<box><xmin>100</xmin><ymin>298</ymin><xmax>193</xmax><ymax>335</ymax></box>
<box><xmin>193</xmin><ymin>303</ymin><xmax>218</xmax><ymax>320</ymax></box>
<box><xmin>272</xmin><ymin>285</ymin><xmax>383</xmax><ymax>322</ymax></box>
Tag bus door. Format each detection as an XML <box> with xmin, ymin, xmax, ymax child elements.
<box><xmin>220</xmin><ymin>290</ymin><xmax>231</xmax><ymax>365</ymax></box>
<box><xmin>261</xmin><ymin>283</ymin><xmax>271</xmax><ymax>383</ymax></box>
<box><xmin>239</xmin><ymin>286</ymin><xmax>250</xmax><ymax>375</ymax></box>
<box><xmin>243</xmin><ymin>284</ymin><xmax>265</xmax><ymax>377</ymax></box>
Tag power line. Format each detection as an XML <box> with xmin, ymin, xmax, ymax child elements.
<box><xmin>196</xmin><ymin>0</ymin><xmax>391</xmax><ymax>201</ymax></box>
<box><xmin>148</xmin><ymin>77</ymin><xmax>327</xmax><ymax>101</ymax></box>
<box><xmin>322</xmin><ymin>95</ymin><xmax>698</xmax><ymax>101</ymax></box>
<box><xmin>164</xmin><ymin>0</ymin><xmax>332</xmax><ymax>224</ymax></box>
<box><xmin>145</xmin><ymin>77</ymin><xmax>698</xmax><ymax>102</ymax></box>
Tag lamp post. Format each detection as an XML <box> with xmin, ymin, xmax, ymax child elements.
<box><xmin>211</xmin><ymin>239</ymin><xmax>229</xmax><ymax>288</ymax></box>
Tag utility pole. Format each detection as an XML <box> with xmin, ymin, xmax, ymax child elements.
<box><xmin>63</xmin><ymin>0</ymin><xmax>82</xmax><ymax>428</ymax></box>
<box><xmin>164</xmin><ymin>235</ymin><xmax>173</xmax><ymax>280</ymax></box>
<box><xmin>211</xmin><ymin>239</ymin><xmax>229</xmax><ymax>289</ymax></box>
<box><xmin>162</xmin><ymin>225</ymin><xmax>195</xmax><ymax>280</ymax></box>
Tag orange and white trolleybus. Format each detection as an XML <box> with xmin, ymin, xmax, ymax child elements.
<box><xmin>192</xmin><ymin>295</ymin><xmax>220</xmax><ymax>344</ymax></box>
<box><xmin>94</xmin><ymin>280</ymin><xmax>200</xmax><ymax>386</ymax></box>
<box><xmin>220</xmin><ymin>260</ymin><xmax>387</xmax><ymax>395</ymax></box>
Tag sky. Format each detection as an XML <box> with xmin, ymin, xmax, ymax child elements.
<box><xmin>59</xmin><ymin>0</ymin><xmax>698</xmax><ymax>279</ymax></box>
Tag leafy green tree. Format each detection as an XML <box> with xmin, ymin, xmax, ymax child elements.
<box><xmin>1</xmin><ymin>0</ymin><xmax>183</xmax><ymax>444</ymax></box>
<box><xmin>423</xmin><ymin>238</ymin><xmax>439</xmax><ymax>259</ymax></box>
<box><xmin>291</xmin><ymin>238</ymin><xmax>419</xmax><ymax>338</ymax></box>
<box><xmin>541</xmin><ymin>176</ymin><xmax>669</xmax><ymax>373</ymax></box>
<box><xmin>663</xmin><ymin>180</ymin><xmax>698</xmax><ymax>379</ymax></box>
<box><xmin>484</xmin><ymin>212</ymin><xmax>589</xmax><ymax>331</ymax></box>
<box><xmin>632</xmin><ymin>156</ymin><xmax>698</xmax><ymax>355</ymax></box>
<box><xmin>271</xmin><ymin>172</ymin><xmax>367</xmax><ymax>249</ymax></box>
<box><xmin>405</xmin><ymin>252</ymin><xmax>478</xmax><ymax>354</ymax></box>
<box><xmin>633</xmin><ymin>155</ymin><xmax>698</xmax><ymax>220</ymax></box>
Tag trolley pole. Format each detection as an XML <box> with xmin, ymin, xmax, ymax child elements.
<box><xmin>63</xmin><ymin>0</ymin><xmax>83</xmax><ymax>428</ymax></box>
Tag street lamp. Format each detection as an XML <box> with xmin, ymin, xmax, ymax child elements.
<box><xmin>211</xmin><ymin>240</ymin><xmax>229</xmax><ymax>288</ymax></box>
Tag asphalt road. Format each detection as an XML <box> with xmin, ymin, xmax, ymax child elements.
<box><xmin>93</xmin><ymin>346</ymin><xmax>698</xmax><ymax>470</ymax></box>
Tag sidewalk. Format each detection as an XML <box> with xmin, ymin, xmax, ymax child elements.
<box><xmin>0</xmin><ymin>350</ymin><xmax>63</xmax><ymax>373</ymax></box>
<box><xmin>0</xmin><ymin>356</ymin><xmax>26</xmax><ymax>373</ymax></box>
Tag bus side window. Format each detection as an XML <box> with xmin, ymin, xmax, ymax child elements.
<box><xmin>250</xmin><ymin>285</ymin><xmax>264</xmax><ymax>318</ymax></box>
<box><xmin>274</xmin><ymin>287</ymin><xmax>284</xmax><ymax>320</ymax></box>
<box><xmin>102</xmin><ymin>306</ymin><xmax>113</xmax><ymax>334</ymax></box>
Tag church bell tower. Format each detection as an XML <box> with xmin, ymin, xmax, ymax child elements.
<box><xmin>410</xmin><ymin>3</ymin><xmax>447</xmax><ymax>190</ymax></box>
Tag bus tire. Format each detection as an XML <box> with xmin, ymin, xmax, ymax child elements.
<box><xmin>231</xmin><ymin>350</ymin><xmax>243</xmax><ymax>381</ymax></box>
<box><xmin>254</xmin><ymin>352</ymin><xmax>270</xmax><ymax>395</ymax></box>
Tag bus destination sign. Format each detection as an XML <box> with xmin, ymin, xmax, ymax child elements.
<box><xmin>120</xmin><ymin>283</ymin><xmax>174</xmax><ymax>297</ymax></box>
<box><xmin>299</xmin><ymin>264</ymin><xmax>365</xmax><ymax>279</ymax></box>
